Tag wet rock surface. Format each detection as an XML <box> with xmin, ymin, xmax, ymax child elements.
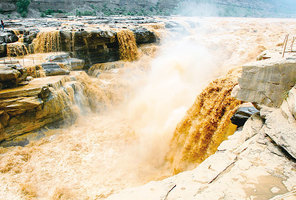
<box><xmin>46</xmin><ymin>53</ymin><xmax>85</xmax><ymax>70</ymax></box>
<box><xmin>0</xmin><ymin>17</ymin><xmax>159</xmax><ymax>67</ymax></box>
<box><xmin>0</xmin><ymin>72</ymin><xmax>87</xmax><ymax>143</ymax></box>
<box><xmin>107</xmin><ymin>112</ymin><xmax>296</xmax><ymax>200</ymax></box>
<box><xmin>41</xmin><ymin>63</ymin><xmax>70</xmax><ymax>76</ymax></box>
<box><xmin>231</xmin><ymin>105</ymin><xmax>259</xmax><ymax>127</ymax></box>
<box><xmin>88</xmin><ymin>61</ymin><xmax>126</xmax><ymax>77</ymax></box>
<box><xmin>0</xmin><ymin>31</ymin><xmax>18</xmax><ymax>44</ymax></box>
<box><xmin>133</xmin><ymin>27</ymin><xmax>157</xmax><ymax>44</ymax></box>
<box><xmin>106</xmin><ymin>50</ymin><xmax>296</xmax><ymax>200</ymax></box>
<box><xmin>0</xmin><ymin>63</ymin><xmax>28</xmax><ymax>89</ymax></box>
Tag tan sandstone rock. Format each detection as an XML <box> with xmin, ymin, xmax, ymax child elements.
<box><xmin>0</xmin><ymin>72</ymin><xmax>89</xmax><ymax>142</ymax></box>
<box><xmin>233</xmin><ymin>58</ymin><xmax>296</xmax><ymax>107</ymax></box>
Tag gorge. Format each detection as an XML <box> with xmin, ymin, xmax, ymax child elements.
<box><xmin>0</xmin><ymin>15</ymin><xmax>296</xmax><ymax>200</ymax></box>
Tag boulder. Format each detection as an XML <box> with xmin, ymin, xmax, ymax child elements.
<box><xmin>231</xmin><ymin>106</ymin><xmax>259</xmax><ymax>127</ymax></box>
<box><xmin>0</xmin><ymin>31</ymin><xmax>18</xmax><ymax>44</ymax></box>
<box><xmin>41</xmin><ymin>62</ymin><xmax>70</xmax><ymax>76</ymax></box>
<box><xmin>233</xmin><ymin>58</ymin><xmax>296</xmax><ymax>107</ymax></box>
<box><xmin>46</xmin><ymin>53</ymin><xmax>71</xmax><ymax>62</ymax></box>
<box><xmin>46</xmin><ymin>53</ymin><xmax>85</xmax><ymax>70</ymax></box>
<box><xmin>132</xmin><ymin>27</ymin><xmax>157</xmax><ymax>44</ymax></box>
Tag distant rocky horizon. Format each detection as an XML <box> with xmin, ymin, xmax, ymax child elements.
<box><xmin>1</xmin><ymin>0</ymin><xmax>296</xmax><ymax>19</ymax></box>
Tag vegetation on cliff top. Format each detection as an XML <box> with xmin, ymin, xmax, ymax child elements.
<box><xmin>16</xmin><ymin>0</ymin><xmax>31</xmax><ymax>17</ymax></box>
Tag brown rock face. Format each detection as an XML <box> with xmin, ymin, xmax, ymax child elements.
<box><xmin>0</xmin><ymin>73</ymin><xmax>88</xmax><ymax>142</ymax></box>
<box><xmin>61</xmin><ymin>29</ymin><xmax>119</xmax><ymax>65</ymax></box>
<box><xmin>1</xmin><ymin>27</ymin><xmax>156</xmax><ymax>67</ymax></box>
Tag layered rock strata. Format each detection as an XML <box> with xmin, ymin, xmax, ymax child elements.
<box><xmin>233</xmin><ymin>58</ymin><xmax>296</xmax><ymax>107</ymax></box>
<box><xmin>0</xmin><ymin>63</ymin><xmax>28</xmax><ymax>89</ymax></box>
<box><xmin>0</xmin><ymin>72</ymin><xmax>89</xmax><ymax>143</ymax></box>
<box><xmin>0</xmin><ymin>26</ymin><xmax>157</xmax><ymax>67</ymax></box>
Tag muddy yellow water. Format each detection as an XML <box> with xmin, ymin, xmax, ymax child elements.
<box><xmin>33</xmin><ymin>31</ymin><xmax>61</xmax><ymax>53</ymax></box>
<box><xmin>117</xmin><ymin>29</ymin><xmax>139</xmax><ymax>61</ymax></box>
<box><xmin>1</xmin><ymin>17</ymin><xmax>296</xmax><ymax>199</ymax></box>
<box><xmin>167</xmin><ymin>72</ymin><xmax>242</xmax><ymax>174</ymax></box>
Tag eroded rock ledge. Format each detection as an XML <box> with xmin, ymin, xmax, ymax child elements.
<box><xmin>0</xmin><ymin>17</ymin><xmax>158</xmax><ymax>67</ymax></box>
<box><xmin>0</xmin><ymin>72</ymin><xmax>88</xmax><ymax>144</ymax></box>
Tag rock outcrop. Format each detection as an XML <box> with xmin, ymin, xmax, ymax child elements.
<box><xmin>0</xmin><ymin>20</ymin><xmax>158</xmax><ymax>67</ymax></box>
<box><xmin>61</xmin><ymin>29</ymin><xmax>119</xmax><ymax>65</ymax></box>
<box><xmin>230</xmin><ymin>104</ymin><xmax>259</xmax><ymax>127</ymax></box>
<box><xmin>260</xmin><ymin>84</ymin><xmax>296</xmax><ymax>160</ymax></box>
<box><xmin>234</xmin><ymin>54</ymin><xmax>296</xmax><ymax>159</ymax></box>
<box><xmin>0</xmin><ymin>31</ymin><xmax>18</xmax><ymax>44</ymax></box>
<box><xmin>0</xmin><ymin>63</ymin><xmax>28</xmax><ymax>89</ymax></box>
<box><xmin>105</xmin><ymin>50</ymin><xmax>296</xmax><ymax>200</ymax></box>
<box><xmin>0</xmin><ymin>72</ymin><xmax>89</xmax><ymax>143</ymax></box>
<box><xmin>233</xmin><ymin>58</ymin><xmax>296</xmax><ymax>107</ymax></box>
<box><xmin>46</xmin><ymin>53</ymin><xmax>85</xmax><ymax>70</ymax></box>
<box><xmin>41</xmin><ymin>63</ymin><xmax>70</xmax><ymax>76</ymax></box>
<box><xmin>107</xmin><ymin>113</ymin><xmax>296</xmax><ymax>200</ymax></box>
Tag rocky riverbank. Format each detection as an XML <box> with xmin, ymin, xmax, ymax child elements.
<box><xmin>0</xmin><ymin>16</ymin><xmax>160</xmax><ymax>144</ymax></box>
<box><xmin>0</xmin><ymin>17</ymin><xmax>295</xmax><ymax>199</ymax></box>
<box><xmin>0</xmin><ymin>16</ymin><xmax>158</xmax><ymax>66</ymax></box>
<box><xmin>107</xmin><ymin>48</ymin><xmax>296</xmax><ymax>200</ymax></box>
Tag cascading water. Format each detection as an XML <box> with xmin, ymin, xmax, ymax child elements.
<box><xmin>7</xmin><ymin>42</ymin><xmax>29</xmax><ymax>57</ymax></box>
<box><xmin>33</xmin><ymin>30</ymin><xmax>61</xmax><ymax>53</ymax></box>
<box><xmin>117</xmin><ymin>29</ymin><xmax>139</xmax><ymax>61</ymax></box>
<box><xmin>167</xmin><ymin>72</ymin><xmax>242</xmax><ymax>174</ymax></box>
<box><xmin>0</xmin><ymin>17</ymin><xmax>295</xmax><ymax>199</ymax></box>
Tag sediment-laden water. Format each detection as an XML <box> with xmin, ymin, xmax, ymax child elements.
<box><xmin>0</xmin><ymin>17</ymin><xmax>296</xmax><ymax>199</ymax></box>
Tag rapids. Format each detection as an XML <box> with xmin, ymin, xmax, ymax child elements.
<box><xmin>1</xmin><ymin>17</ymin><xmax>296</xmax><ymax>199</ymax></box>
